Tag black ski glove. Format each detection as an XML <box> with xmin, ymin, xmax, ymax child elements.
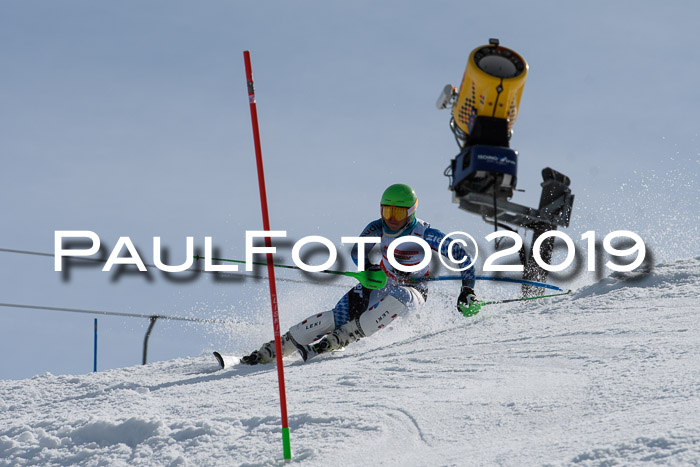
<box><xmin>457</xmin><ymin>287</ymin><xmax>481</xmax><ymax>317</ymax></box>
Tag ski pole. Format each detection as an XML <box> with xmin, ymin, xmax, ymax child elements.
<box><xmin>196</xmin><ymin>255</ymin><xmax>565</xmax><ymax>292</ymax></box>
<box><xmin>193</xmin><ymin>255</ymin><xmax>388</xmax><ymax>290</ymax></box>
<box><xmin>418</xmin><ymin>275</ymin><xmax>563</xmax><ymax>291</ymax></box>
<box><xmin>480</xmin><ymin>289</ymin><xmax>572</xmax><ymax>307</ymax></box>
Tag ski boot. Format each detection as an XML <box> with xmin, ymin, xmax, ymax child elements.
<box><xmin>297</xmin><ymin>320</ymin><xmax>363</xmax><ymax>362</ymax></box>
<box><xmin>241</xmin><ymin>332</ymin><xmax>298</xmax><ymax>365</ymax></box>
<box><xmin>240</xmin><ymin>350</ymin><xmax>268</xmax><ymax>365</ymax></box>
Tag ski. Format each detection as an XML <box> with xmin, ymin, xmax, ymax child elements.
<box><xmin>213</xmin><ymin>352</ymin><xmax>240</xmax><ymax>369</ymax></box>
<box><xmin>213</xmin><ymin>351</ymin><xmax>224</xmax><ymax>368</ymax></box>
<box><xmin>215</xmin><ymin>345</ymin><xmax>346</xmax><ymax>368</ymax></box>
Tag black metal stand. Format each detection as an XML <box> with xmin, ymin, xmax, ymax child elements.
<box><xmin>142</xmin><ymin>315</ymin><xmax>159</xmax><ymax>365</ymax></box>
<box><xmin>453</xmin><ymin>167</ymin><xmax>574</xmax><ymax>297</ymax></box>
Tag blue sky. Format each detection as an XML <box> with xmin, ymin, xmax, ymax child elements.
<box><xmin>1</xmin><ymin>1</ymin><xmax>698</xmax><ymax>379</ymax></box>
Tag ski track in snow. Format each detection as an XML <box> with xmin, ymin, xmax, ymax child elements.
<box><xmin>1</xmin><ymin>257</ymin><xmax>699</xmax><ymax>466</ymax></box>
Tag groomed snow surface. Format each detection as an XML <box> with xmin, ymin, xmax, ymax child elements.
<box><xmin>1</xmin><ymin>257</ymin><xmax>698</xmax><ymax>466</ymax></box>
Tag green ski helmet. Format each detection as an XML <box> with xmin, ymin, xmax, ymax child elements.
<box><xmin>380</xmin><ymin>184</ymin><xmax>418</xmax><ymax>222</ymax></box>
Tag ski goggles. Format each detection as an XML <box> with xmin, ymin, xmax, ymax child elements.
<box><xmin>381</xmin><ymin>202</ymin><xmax>416</xmax><ymax>222</ymax></box>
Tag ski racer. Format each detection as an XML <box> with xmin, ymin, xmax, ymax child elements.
<box><xmin>241</xmin><ymin>183</ymin><xmax>481</xmax><ymax>364</ymax></box>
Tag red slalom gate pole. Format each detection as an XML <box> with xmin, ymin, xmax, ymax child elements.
<box><xmin>243</xmin><ymin>50</ymin><xmax>292</xmax><ymax>461</ymax></box>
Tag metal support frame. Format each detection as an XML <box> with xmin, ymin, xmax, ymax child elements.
<box><xmin>456</xmin><ymin>184</ymin><xmax>574</xmax><ymax>230</ymax></box>
<box><xmin>142</xmin><ymin>315</ymin><xmax>159</xmax><ymax>365</ymax></box>
<box><xmin>452</xmin><ymin>167</ymin><xmax>575</xmax><ymax>296</ymax></box>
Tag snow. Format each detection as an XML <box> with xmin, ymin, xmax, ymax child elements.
<box><xmin>1</xmin><ymin>257</ymin><xmax>698</xmax><ymax>465</ymax></box>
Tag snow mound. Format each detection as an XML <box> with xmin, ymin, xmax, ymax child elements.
<box><xmin>0</xmin><ymin>257</ymin><xmax>698</xmax><ymax>465</ymax></box>
<box><xmin>571</xmin><ymin>432</ymin><xmax>700</xmax><ymax>465</ymax></box>
<box><xmin>573</xmin><ymin>255</ymin><xmax>699</xmax><ymax>299</ymax></box>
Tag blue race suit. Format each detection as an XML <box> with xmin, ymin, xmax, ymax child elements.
<box><xmin>330</xmin><ymin>217</ymin><xmax>475</xmax><ymax>329</ymax></box>
<box><xmin>255</xmin><ymin>216</ymin><xmax>478</xmax><ymax>361</ymax></box>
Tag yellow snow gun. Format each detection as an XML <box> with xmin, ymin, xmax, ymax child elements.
<box><xmin>438</xmin><ymin>38</ymin><xmax>528</xmax><ymax>147</ymax></box>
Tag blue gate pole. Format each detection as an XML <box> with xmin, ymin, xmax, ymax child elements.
<box><xmin>93</xmin><ymin>318</ymin><xmax>98</xmax><ymax>372</ymax></box>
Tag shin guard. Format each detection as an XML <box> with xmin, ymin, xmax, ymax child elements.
<box><xmin>288</xmin><ymin>310</ymin><xmax>336</xmax><ymax>346</ymax></box>
<box><xmin>356</xmin><ymin>295</ymin><xmax>405</xmax><ymax>338</ymax></box>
